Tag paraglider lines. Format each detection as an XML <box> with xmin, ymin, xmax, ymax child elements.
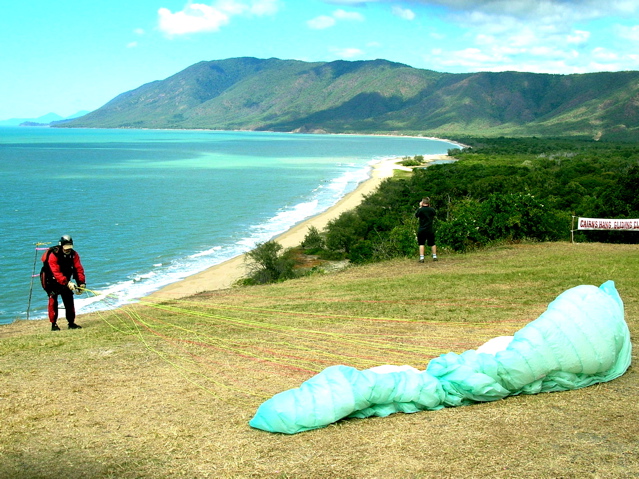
<box><xmin>84</xmin><ymin>289</ymin><xmax>526</xmax><ymax>403</ymax></box>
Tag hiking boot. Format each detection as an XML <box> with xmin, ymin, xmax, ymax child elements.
<box><xmin>68</xmin><ymin>322</ymin><xmax>82</xmax><ymax>330</ymax></box>
<box><xmin>51</xmin><ymin>323</ymin><xmax>60</xmax><ymax>331</ymax></box>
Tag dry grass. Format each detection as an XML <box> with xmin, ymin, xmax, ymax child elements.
<box><xmin>0</xmin><ymin>242</ymin><xmax>637</xmax><ymax>478</ymax></box>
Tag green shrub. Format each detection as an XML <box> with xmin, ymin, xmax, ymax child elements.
<box><xmin>436</xmin><ymin>194</ymin><xmax>566</xmax><ymax>252</ymax></box>
<box><xmin>365</xmin><ymin>223</ymin><xmax>417</xmax><ymax>261</ymax></box>
<box><xmin>388</xmin><ymin>223</ymin><xmax>418</xmax><ymax>257</ymax></box>
<box><xmin>399</xmin><ymin>155</ymin><xmax>425</xmax><ymax>167</ymax></box>
<box><xmin>478</xmin><ymin>193</ymin><xmax>565</xmax><ymax>242</ymax></box>
<box><xmin>436</xmin><ymin>199</ymin><xmax>486</xmax><ymax>252</ymax></box>
<box><xmin>349</xmin><ymin>240</ymin><xmax>374</xmax><ymax>264</ymax></box>
<box><xmin>325</xmin><ymin>211</ymin><xmax>364</xmax><ymax>254</ymax></box>
<box><xmin>301</xmin><ymin>226</ymin><xmax>325</xmax><ymax>253</ymax></box>
<box><xmin>241</xmin><ymin>241</ymin><xmax>298</xmax><ymax>285</ymax></box>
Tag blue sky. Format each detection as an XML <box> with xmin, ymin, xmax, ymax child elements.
<box><xmin>2</xmin><ymin>0</ymin><xmax>639</xmax><ymax>120</ymax></box>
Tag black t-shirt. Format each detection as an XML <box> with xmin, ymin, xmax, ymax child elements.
<box><xmin>415</xmin><ymin>206</ymin><xmax>436</xmax><ymax>231</ymax></box>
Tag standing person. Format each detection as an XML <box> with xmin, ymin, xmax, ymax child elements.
<box><xmin>415</xmin><ymin>197</ymin><xmax>437</xmax><ymax>262</ymax></box>
<box><xmin>40</xmin><ymin>235</ymin><xmax>86</xmax><ymax>331</ymax></box>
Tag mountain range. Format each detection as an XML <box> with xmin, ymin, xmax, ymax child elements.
<box><xmin>61</xmin><ymin>57</ymin><xmax>639</xmax><ymax>140</ymax></box>
<box><xmin>0</xmin><ymin>111</ymin><xmax>90</xmax><ymax>127</ymax></box>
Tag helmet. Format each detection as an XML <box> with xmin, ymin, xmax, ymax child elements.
<box><xmin>59</xmin><ymin>235</ymin><xmax>73</xmax><ymax>246</ymax></box>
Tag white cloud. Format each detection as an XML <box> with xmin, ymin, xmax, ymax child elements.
<box><xmin>308</xmin><ymin>8</ymin><xmax>364</xmax><ymax>29</ymax></box>
<box><xmin>158</xmin><ymin>0</ymin><xmax>280</xmax><ymax>36</ymax></box>
<box><xmin>322</xmin><ymin>0</ymin><xmax>376</xmax><ymax>4</ymax></box>
<box><xmin>474</xmin><ymin>33</ymin><xmax>495</xmax><ymax>45</ymax></box>
<box><xmin>592</xmin><ymin>47</ymin><xmax>619</xmax><ymax>62</ymax></box>
<box><xmin>530</xmin><ymin>46</ymin><xmax>579</xmax><ymax>61</ymax></box>
<box><xmin>134</xmin><ymin>28</ymin><xmax>145</xmax><ymax>36</ymax></box>
<box><xmin>616</xmin><ymin>24</ymin><xmax>639</xmax><ymax>41</ymax></box>
<box><xmin>336</xmin><ymin>0</ymin><xmax>639</xmax><ymax>74</ymax></box>
<box><xmin>432</xmin><ymin>49</ymin><xmax>582</xmax><ymax>74</ymax></box>
<box><xmin>399</xmin><ymin>0</ymin><xmax>639</xmax><ymax>22</ymax></box>
<box><xmin>308</xmin><ymin>15</ymin><xmax>336</xmax><ymax>29</ymax></box>
<box><xmin>567</xmin><ymin>30</ymin><xmax>590</xmax><ymax>44</ymax></box>
<box><xmin>443</xmin><ymin>47</ymin><xmax>509</xmax><ymax>69</ymax></box>
<box><xmin>215</xmin><ymin>0</ymin><xmax>247</xmax><ymax>15</ymax></box>
<box><xmin>507</xmin><ymin>27</ymin><xmax>542</xmax><ymax>48</ymax></box>
<box><xmin>426</xmin><ymin>39</ymin><xmax>586</xmax><ymax>73</ymax></box>
<box><xmin>462</xmin><ymin>11</ymin><xmax>523</xmax><ymax>35</ymax></box>
<box><xmin>330</xmin><ymin>47</ymin><xmax>364</xmax><ymax>58</ymax></box>
<box><xmin>126</xmin><ymin>41</ymin><xmax>139</xmax><ymax>48</ymax></box>
<box><xmin>213</xmin><ymin>0</ymin><xmax>280</xmax><ymax>16</ymax></box>
<box><xmin>158</xmin><ymin>4</ymin><xmax>231</xmax><ymax>35</ymax></box>
<box><xmin>380</xmin><ymin>0</ymin><xmax>639</xmax><ymax>47</ymax></box>
<box><xmin>248</xmin><ymin>0</ymin><xmax>280</xmax><ymax>15</ymax></box>
<box><xmin>334</xmin><ymin>9</ymin><xmax>364</xmax><ymax>21</ymax></box>
<box><xmin>392</xmin><ymin>6</ymin><xmax>415</xmax><ymax>20</ymax></box>
<box><xmin>424</xmin><ymin>33</ymin><xmax>627</xmax><ymax>74</ymax></box>
<box><xmin>330</xmin><ymin>0</ymin><xmax>639</xmax><ymax>28</ymax></box>
<box><xmin>426</xmin><ymin>13</ymin><xmax>606</xmax><ymax>74</ymax></box>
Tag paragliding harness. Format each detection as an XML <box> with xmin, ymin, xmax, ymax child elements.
<box><xmin>40</xmin><ymin>247</ymin><xmax>57</xmax><ymax>295</ymax></box>
<box><xmin>40</xmin><ymin>246</ymin><xmax>74</xmax><ymax>295</ymax></box>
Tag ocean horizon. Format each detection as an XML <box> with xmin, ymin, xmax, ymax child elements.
<box><xmin>0</xmin><ymin>127</ymin><xmax>455</xmax><ymax>325</ymax></box>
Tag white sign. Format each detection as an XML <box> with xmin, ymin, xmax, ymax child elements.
<box><xmin>577</xmin><ymin>217</ymin><xmax>639</xmax><ymax>231</ymax></box>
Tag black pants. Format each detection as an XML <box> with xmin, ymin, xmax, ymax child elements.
<box><xmin>47</xmin><ymin>287</ymin><xmax>76</xmax><ymax>324</ymax></box>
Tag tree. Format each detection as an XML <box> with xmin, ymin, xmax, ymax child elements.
<box><xmin>242</xmin><ymin>241</ymin><xmax>298</xmax><ymax>285</ymax></box>
<box><xmin>301</xmin><ymin>226</ymin><xmax>325</xmax><ymax>253</ymax></box>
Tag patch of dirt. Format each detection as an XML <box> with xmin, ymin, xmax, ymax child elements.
<box><xmin>292</xmin><ymin>249</ymin><xmax>350</xmax><ymax>273</ymax></box>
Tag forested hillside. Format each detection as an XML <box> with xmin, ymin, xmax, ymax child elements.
<box><xmin>62</xmin><ymin>57</ymin><xmax>639</xmax><ymax>140</ymax></box>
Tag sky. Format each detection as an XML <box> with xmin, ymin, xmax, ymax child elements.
<box><xmin>2</xmin><ymin>0</ymin><xmax>639</xmax><ymax>120</ymax></box>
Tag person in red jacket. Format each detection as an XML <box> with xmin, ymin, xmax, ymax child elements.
<box><xmin>41</xmin><ymin>235</ymin><xmax>86</xmax><ymax>331</ymax></box>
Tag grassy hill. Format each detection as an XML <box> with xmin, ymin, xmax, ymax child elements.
<box><xmin>1</xmin><ymin>242</ymin><xmax>637</xmax><ymax>478</ymax></box>
<box><xmin>62</xmin><ymin>57</ymin><xmax>639</xmax><ymax>140</ymax></box>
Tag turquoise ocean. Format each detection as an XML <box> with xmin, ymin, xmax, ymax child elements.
<box><xmin>0</xmin><ymin>127</ymin><xmax>454</xmax><ymax>325</ymax></box>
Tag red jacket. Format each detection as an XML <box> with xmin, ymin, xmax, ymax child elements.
<box><xmin>42</xmin><ymin>247</ymin><xmax>86</xmax><ymax>287</ymax></box>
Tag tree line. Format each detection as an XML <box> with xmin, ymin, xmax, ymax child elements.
<box><xmin>316</xmin><ymin>136</ymin><xmax>639</xmax><ymax>262</ymax></box>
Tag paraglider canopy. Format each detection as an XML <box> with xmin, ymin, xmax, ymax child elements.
<box><xmin>250</xmin><ymin>281</ymin><xmax>631</xmax><ymax>434</ymax></box>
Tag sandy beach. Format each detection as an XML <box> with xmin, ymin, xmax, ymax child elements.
<box><xmin>149</xmin><ymin>154</ymin><xmax>447</xmax><ymax>300</ymax></box>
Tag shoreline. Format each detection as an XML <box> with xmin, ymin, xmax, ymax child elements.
<box><xmin>148</xmin><ymin>154</ymin><xmax>446</xmax><ymax>301</ymax></box>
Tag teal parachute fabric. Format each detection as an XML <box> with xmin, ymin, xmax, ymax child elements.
<box><xmin>249</xmin><ymin>281</ymin><xmax>632</xmax><ymax>434</ymax></box>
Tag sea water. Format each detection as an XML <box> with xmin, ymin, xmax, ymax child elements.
<box><xmin>0</xmin><ymin>127</ymin><xmax>455</xmax><ymax>325</ymax></box>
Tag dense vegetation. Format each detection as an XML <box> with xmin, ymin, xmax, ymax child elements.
<box><xmin>62</xmin><ymin>57</ymin><xmax>639</xmax><ymax>140</ymax></box>
<box><xmin>310</xmin><ymin>137</ymin><xmax>639</xmax><ymax>263</ymax></box>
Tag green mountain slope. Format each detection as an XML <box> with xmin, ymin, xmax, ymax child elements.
<box><xmin>63</xmin><ymin>57</ymin><xmax>639</xmax><ymax>139</ymax></box>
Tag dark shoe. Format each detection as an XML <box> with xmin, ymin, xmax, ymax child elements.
<box><xmin>68</xmin><ymin>323</ymin><xmax>82</xmax><ymax>329</ymax></box>
<box><xmin>419</xmin><ymin>258</ymin><xmax>424</xmax><ymax>263</ymax></box>
<box><xmin>51</xmin><ymin>323</ymin><xmax>60</xmax><ymax>331</ymax></box>
<box><xmin>433</xmin><ymin>256</ymin><xmax>438</xmax><ymax>262</ymax></box>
